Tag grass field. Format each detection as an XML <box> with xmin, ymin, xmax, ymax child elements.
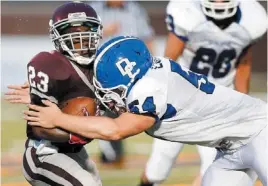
<box><xmin>1</xmin><ymin>91</ymin><xmax>266</xmax><ymax>186</ymax></box>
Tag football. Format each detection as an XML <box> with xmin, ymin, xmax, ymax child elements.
<box><xmin>60</xmin><ymin>97</ymin><xmax>97</xmax><ymax>116</ymax></box>
<box><xmin>60</xmin><ymin>97</ymin><xmax>97</xmax><ymax>144</ymax></box>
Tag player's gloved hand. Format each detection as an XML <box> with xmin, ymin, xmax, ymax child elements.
<box><xmin>4</xmin><ymin>81</ymin><xmax>30</xmax><ymax>104</ymax></box>
<box><xmin>69</xmin><ymin>133</ymin><xmax>91</xmax><ymax>144</ymax></box>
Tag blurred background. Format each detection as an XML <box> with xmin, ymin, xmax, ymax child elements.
<box><xmin>1</xmin><ymin>1</ymin><xmax>267</xmax><ymax>186</ymax></box>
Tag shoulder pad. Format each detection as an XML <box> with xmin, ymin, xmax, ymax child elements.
<box><xmin>28</xmin><ymin>51</ymin><xmax>70</xmax><ymax>80</ymax></box>
<box><xmin>166</xmin><ymin>0</ymin><xmax>206</xmax><ymax>37</ymax></box>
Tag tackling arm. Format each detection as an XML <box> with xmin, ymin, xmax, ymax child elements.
<box><xmin>25</xmin><ymin>100</ymin><xmax>155</xmax><ymax>141</ymax></box>
<box><xmin>234</xmin><ymin>46</ymin><xmax>252</xmax><ymax>94</ymax></box>
<box><xmin>56</xmin><ymin>112</ymin><xmax>155</xmax><ymax>140</ymax></box>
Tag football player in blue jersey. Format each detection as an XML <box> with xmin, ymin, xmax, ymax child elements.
<box><xmin>24</xmin><ymin>36</ymin><xmax>267</xmax><ymax>186</ymax></box>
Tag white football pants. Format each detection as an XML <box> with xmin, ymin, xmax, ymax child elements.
<box><xmin>145</xmin><ymin>138</ymin><xmax>258</xmax><ymax>184</ymax></box>
<box><xmin>202</xmin><ymin>125</ymin><xmax>267</xmax><ymax>186</ymax></box>
<box><xmin>145</xmin><ymin>138</ymin><xmax>217</xmax><ymax>183</ymax></box>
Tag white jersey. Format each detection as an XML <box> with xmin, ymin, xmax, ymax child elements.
<box><xmin>166</xmin><ymin>0</ymin><xmax>267</xmax><ymax>87</ymax></box>
<box><xmin>127</xmin><ymin>57</ymin><xmax>267</xmax><ymax>151</ymax></box>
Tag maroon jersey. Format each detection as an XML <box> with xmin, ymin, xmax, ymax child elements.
<box><xmin>26</xmin><ymin>50</ymin><xmax>95</xmax><ymax>147</ymax></box>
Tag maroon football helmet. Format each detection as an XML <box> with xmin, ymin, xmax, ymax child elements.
<box><xmin>49</xmin><ymin>2</ymin><xmax>103</xmax><ymax>65</ymax></box>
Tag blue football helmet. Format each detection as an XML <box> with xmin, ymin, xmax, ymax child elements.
<box><xmin>93</xmin><ymin>36</ymin><xmax>152</xmax><ymax>115</ymax></box>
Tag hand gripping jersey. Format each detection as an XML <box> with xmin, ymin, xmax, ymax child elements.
<box><xmin>166</xmin><ymin>0</ymin><xmax>267</xmax><ymax>87</ymax></box>
<box><xmin>27</xmin><ymin>50</ymin><xmax>95</xmax><ymax>147</ymax></box>
<box><xmin>127</xmin><ymin>57</ymin><xmax>267</xmax><ymax>151</ymax></box>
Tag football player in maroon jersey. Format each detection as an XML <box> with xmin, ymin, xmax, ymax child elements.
<box><xmin>5</xmin><ymin>2</ymin><xmax>103</xmax><ymax>185</ymax></box>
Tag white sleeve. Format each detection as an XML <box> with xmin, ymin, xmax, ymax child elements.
<box><xmin>127</xmin><ymin>77</ymin><xmax>167</xmax><ymax>120</ymax></box>
<box><xmin>165</xmin><ymin>1</ymin><xmax>205</xmax><ymax>42</ymax></box>
<box><xmin>165</xmin><ymin>1</ymin><xmax>188</xmax><ymax>40</ymax></box>
<box><xmin>240</xmin><ymin>0</ymin><xmax>267</xmax><ymax>42</ymax></box>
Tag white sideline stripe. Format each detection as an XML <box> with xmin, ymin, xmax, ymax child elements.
<box><xmin>31</xmin><ymin>88</ymin><xmax>58</xmax><ymax>104</ymax></box>
<box><xmin>94</xmin><ymin>37</ymin><xmax>136</xmax><ymax>75</ymax></box>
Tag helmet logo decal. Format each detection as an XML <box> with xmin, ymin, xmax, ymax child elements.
<box><xmin>68</xmin><ymin>12</ymin><xmax>87</xmax><ymax>20</ymax></box>
<box><xmin>116</xmin><ymin>58</ymin><xmax>140</xmax><ymax>79</ymax></box>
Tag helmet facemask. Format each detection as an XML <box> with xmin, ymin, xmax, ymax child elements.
<box><xmin>93</xmin><ymin>77</ymin><xmax>128</xmax><ymax>115</ymax></box>
<box><xmin>201</xmin><ymin>0</ymin><xmax>239</xmax><ymax>20</ymax></box>
<box><xmin>49</xmin><ymin>13</ymin><xmax>102</xmax><ymax>65</ymax></box>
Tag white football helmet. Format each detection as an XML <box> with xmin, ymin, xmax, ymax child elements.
<box><xmin>201</xmin><ymin>0</ymin><xmax>240</xmax><ymax>20</ymax></box>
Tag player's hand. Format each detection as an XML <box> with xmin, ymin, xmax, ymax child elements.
<box><xmin>23</xmin><ymin>100</ymin><xmax>61</xmax><ymax>129</ymax></box>
<box><xmin>4</xmin><ymin>82</ymin><xmax>30</xmax><ymax>104</ymax></box>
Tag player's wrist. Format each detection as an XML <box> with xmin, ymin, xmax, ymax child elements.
<box><xmin>53</xmin><ymin>112</ymin><xmax>66</xmax><ymax>128</ymax></box>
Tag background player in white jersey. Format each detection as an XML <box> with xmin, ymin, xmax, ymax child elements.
<box><xmin>139</xmin><ymin>0</ymin><xmax>267</xmax><ymax>186</ymax></box>
<box><xmin>23</xmin><ymin>36</ymin><xmax>267</xmax><ymax>186</ymax></box>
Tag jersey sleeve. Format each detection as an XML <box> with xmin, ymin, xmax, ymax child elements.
<box><xmin>165</xmin><ymin>1</ymin><xmax>204</xmax><ymax>42</ymax></box>
<box><xmin>240</xmin><ymin>0</ymin><xmax>267</xmax><ymax>42</ymax></box>
<box><xmin>126</xmin><ymin>77</ymin><xmax>167</xmax><ymax>121</ymax></box>
<box><xmin>27</xmin><ymin>52</ymin><xmax>70</xmax><ymax>106</ymax></box>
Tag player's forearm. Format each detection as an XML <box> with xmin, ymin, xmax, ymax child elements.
<box><xmin>55</xmin><ymin>113</ymin><xmax>122</xmax><ymax>140</ymax></box>
<box><xmin>164</xmin><ymin>32</ymin><xmax>185</xmax><ymax>61</ymax></box>
<box><xmin>234</xmin><ymin>61</ymin><xmax>251</xmax><ymax>94</ymax></box>
<box><xmin>234</xmin><ymin>74</ymin><xmax>250</xmax><ymax>94</ymax></box>
<box><xmin>235</xmin><ymin>46</ymin><xmax>252</xmax><ymax>94</ymax></box>
<box><xmin>32</xmin><ymin>126</ymin><xmax>70</xmax><ymax>142</ymax></box>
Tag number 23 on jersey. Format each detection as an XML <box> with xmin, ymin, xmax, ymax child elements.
<box><xmin>28</xmin><ymin>66</ymin><xmax>49</xmax><ymax>93</ymax></box>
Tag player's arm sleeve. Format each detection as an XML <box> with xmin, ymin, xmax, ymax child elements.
<box><xmin>127</xmin><ymin>78</ymin><xmax>167</xmax><ymax>122</ymax></box>
<box><xmin>27</xmin><ymin>52</ymin><xmax>69</xmax><ymax>106</ymax></box>
<box><xmin>27</xmin><ymin>52</ymin><xmax>71</xmax><ymax>142</ymax></box>
<box><xmin>165</xmin><ymin>1</ymin><xmax>189</xmax><ymax>42</ymax></box>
